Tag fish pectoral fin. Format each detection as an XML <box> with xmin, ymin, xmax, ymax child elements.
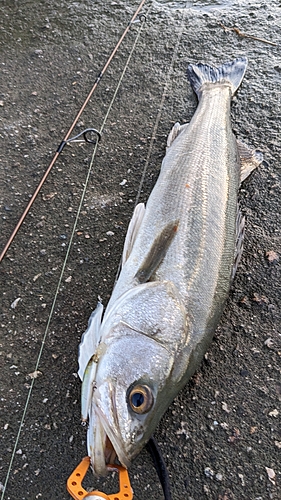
<box><xmin>122</xmin><ymin>203</ymin><xmax>146</xmax><ymax>266</ymax></box>
<box><xmin>135</xmin><ymin>220</ymin><xmax>179</xmax><ymax>283</ymax></box>
<box><xmin>232</xmin><ymin>205</ymin><xmax>245</xmax><ymax>280</ymax></box>
<box><xmin>166</xmin><ymin>122</ymin><xmax>189</xmax><ymax>148</ymax></box>
<box><xmin>78</xmin><ymin>301</ymin><xmax>104</xmax><ymax>380</ymax></box>
<box><xmin>237</xmin><ymin>139</ymin><xmax>263</xmax><ymax>183</ymax></box>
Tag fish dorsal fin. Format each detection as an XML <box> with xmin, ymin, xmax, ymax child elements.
<box><xmin>167</xmin><ymin>122</ymin><xmax>189</xmax><ymax>148</ymax></box>
<box><xmin>101</xmin><ymin>281</ymin><xmax>189</xmax><ymax>356</ymax></box>
<box><xmin>135</xmin><ymin>220</ymin><xmax>179</xmax><ymax>283</ymax></box>
<box><xmin>232</xmin><ymin>206</ymin><xmax>245</xmax><ymax>280</ymax></box>
<box><xmin>122</xmin><ymin>203</ymin><xmax>145</xmax><ymax>266</ymax></box>
<box><xmin>237</xmin><ymin>140</ymin><xmax>263</xmax><ymax>183</ymax></box>
<box><xmin>78</xmin><ymin>301</ymin><xmax>104</xmax><ymax>381</ymax></box>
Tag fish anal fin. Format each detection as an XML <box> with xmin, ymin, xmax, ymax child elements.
<box><xmin>122</xmin><ymin>203</ymin><xmax>145</xmax><ymax>266</ymax></box>
<box><xmin>232</xmin><ymin>206</ymin><xmax>245</xmax><ymax>280</ymax></box>
<box><xmin>167</xmin><ymin>122</ymin><xmax>188</xmax><ymax>148</ymax></box>
<box><xmin>237</xmin><ymin>139</ymin><xmax>263</xmax><ymax>183</ymax></box>
<box><xmin>135</xmin><ymin>220</ymin><xmax>179</xmax><ymax>283</ymax></box>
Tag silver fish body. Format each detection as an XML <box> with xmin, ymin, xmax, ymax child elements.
<box><xmin>78</xmin><ymin>57</ymin><xmax>262</xmax><ymax>475</ymax></box>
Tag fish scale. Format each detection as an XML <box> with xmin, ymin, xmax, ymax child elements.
<box><xmin>110</xmin><ymin>87</ymin><xmax>236</xmax><ymax>321</ymax></box>
<box><xmin>78</xmin><ymin>57</ymin><xmax>263</xmax><ymax>476</ymax></box>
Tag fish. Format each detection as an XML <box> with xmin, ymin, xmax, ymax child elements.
<box><xmin>78</xmin><ymin>57</ymin><xmax>263</xmax><ymax>476</ymax></box>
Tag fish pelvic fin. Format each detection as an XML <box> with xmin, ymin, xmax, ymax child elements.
<box><xmin>187</xmin><ymin>57</ymin><xmax>248</xmax><ymax>99</ymax></box>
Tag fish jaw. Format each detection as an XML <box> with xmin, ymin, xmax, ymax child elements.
<box><xmin>87</xmin><ymin>394</ymin><xmax>128</xmax><ymax>476</ymax></box>
<box><xmin>87</xmin><ymin>379</ymin><xmax>145</xmax><ymax>476</ymax></box>
<box><xmin>87</xmin><ymin>400</ymin><xmax>107</xmax><ymax>475</ymax></box>
<box><xmin>86</xmin><ymin>324</ymin><xmax>180</xmax><ymax>476</ymax></box>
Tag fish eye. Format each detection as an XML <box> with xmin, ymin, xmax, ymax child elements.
<box><xmin>127</xmin><ymin>384</ymin><xmax>154</xmax><ymax>414</ymax></box>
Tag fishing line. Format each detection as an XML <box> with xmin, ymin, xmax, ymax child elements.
<box><xmin>134</xmin><ymin>11</ymin><xmax>188</xmax><ymax>206</ymax></box>
<box><xmin>0</xmin><ymin>13</ymin><xmax>148</xmax><ymax>500</ymax></box>
<box><xmin>114</xmin><ymin>7</ymin><xmax>188</xmax><ymax>285</ymax></box>
<box><xmin>2</xmin><ymin>4</ymin><xmax>187</xmax><ymax>498</ymax></box>
<box><xmin>0</xmin><ymin>0</ymin><xmax>147</xmax><ymax>264</ymax></box>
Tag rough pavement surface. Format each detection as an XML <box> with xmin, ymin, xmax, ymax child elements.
<box><xmin>1</xmin><ymin>1</ymin><xmax>280</xmax><ymax>499</ymax></box>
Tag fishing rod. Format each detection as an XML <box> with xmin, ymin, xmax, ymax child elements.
<box><xmin>0</xmin><ymin>0</ymin><xmax>147</xmax><ymax>264</ymax></box>
<box><xmin>1</xmin><ymin>3</ymin><xmax>186</xmax><ymax>498</ymax></box>
<box><xmin>0</xmin><ymin>5</ymin><xmax>149</xmax><ymax>499</ymax></box>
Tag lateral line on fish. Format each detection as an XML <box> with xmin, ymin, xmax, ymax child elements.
<box><xmin>186</xmin><ymin>148</ymin><xmax>208</xmax><ymax>293</ymax></box>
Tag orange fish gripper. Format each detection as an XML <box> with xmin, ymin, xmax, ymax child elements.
<box><xmin>67</xmin><ymin>456</ymin><xmax>133</xmax><ymax>500</ymax></box>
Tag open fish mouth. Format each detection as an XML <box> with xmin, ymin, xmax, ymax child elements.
<box><xmin>105</xmin><ymin>435</ymin><xmax>116</xmax><ymax>464</ymax></box>
<box><xmin>88</xmin><ymin>401</ymin><xmax>130</xmax><ymax>476</ymax></box>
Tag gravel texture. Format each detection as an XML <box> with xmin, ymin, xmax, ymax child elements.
<box><xmin>0</xmin><ymin>1</ymin><xmax>280</xmax><ymax>499</ymax></box>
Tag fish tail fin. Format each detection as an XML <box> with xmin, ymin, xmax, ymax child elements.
<box><xmin>187</xmin><ymin>57</ymin><xmax>248</xmax><ymax>99</ymax></box>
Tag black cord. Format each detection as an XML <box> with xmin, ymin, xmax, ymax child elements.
<box><xmin>145</xmin><ymin>436</ymin><xmax>172</xmax><ymax>500</ymax></box>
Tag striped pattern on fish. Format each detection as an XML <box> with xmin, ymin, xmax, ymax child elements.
<box><xmin>78</xmin><ymin>57</ymin><xmax>263</xmax><ymax>476</ymax></box>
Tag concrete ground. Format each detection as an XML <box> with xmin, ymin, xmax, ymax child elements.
<box><xmin>0</xmin><ymin>1</ymin><xmax>280</xmax><ymax>499</ymax></box>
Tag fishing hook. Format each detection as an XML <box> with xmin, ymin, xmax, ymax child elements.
<box><xmin>56</xmin><ymin>128</ymin><xmax>101</xmax><ymax>153</ymax></box>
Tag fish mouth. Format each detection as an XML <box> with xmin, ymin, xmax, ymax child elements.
<box><xmin>104</xmin><ymin>435</ymin><xmax>116</xmax><ymax>464</ymax></box>
<box><xmin>88</xmin><ymin>402</ymin><xmax>130</xmax><ymax>476</ymax></box>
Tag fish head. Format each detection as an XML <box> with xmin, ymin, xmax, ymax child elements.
<box><xmin>88</xmin><ymin>331</ymin><xmax>174</xmax><ymax>475</ymax></box>
<box><xmin>84</xmin><ymin>281</ymin><xmax>190</xmax><ymax>476</ymax></box>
